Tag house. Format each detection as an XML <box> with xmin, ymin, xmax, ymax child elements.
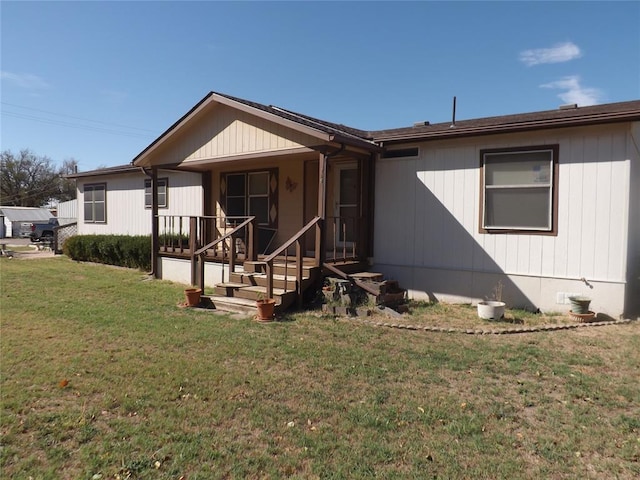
<box><xmin>55</xmin><ymin>199</ymin><xmax>78</xmax><ymax>226</ymax></box>
<box><xmin>0</xmin><ymin>206</ymin><xmax>54</xmax><ymax>238</ymax></box>
<box><xmin>66</xmin><ymin>164</ymin><xmax>203</xmax><ymax>236</ymax></box>
<box><xmin>85</xmin><ymin>91</ymin><xmax>639</xmax><ymax>317</ymax></box>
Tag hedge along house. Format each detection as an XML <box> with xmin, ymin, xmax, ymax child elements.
<box><xmin>133</xmin><ymin>92</ymin><xmax>640</xmax><ymax>317</ymax></box>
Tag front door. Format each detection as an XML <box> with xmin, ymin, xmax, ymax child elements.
<box><xmin>333</xmin><ymin>162</ymin><xmax>358</xmax><ymax>246</ymax></box>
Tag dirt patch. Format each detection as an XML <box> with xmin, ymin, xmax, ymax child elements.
<box><xmin>8</xmin><ymin>250</ymin><xmax>56</xmax><ymax>260</ymax></box>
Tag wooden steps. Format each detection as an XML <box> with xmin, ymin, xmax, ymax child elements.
<box><xmin>198</xmin><ymin>256</ymin><xmax>403</xmax><ymax>316</ymax></box>
<box><xmin>199</xmin><ymin>295</ymin><xmax>257</xmax><ymax>316</ymax></box>
<box><xmin>208</xmin><ymin>260</ymin><xmax>321</xmax><ymax>313</ymax></box>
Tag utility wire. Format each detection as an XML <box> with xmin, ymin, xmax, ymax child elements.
<box><xmin>1</xmin><ymin>101</ymin><xmax>159</xmax><ymax>134</ymax></box>
<box><xmin>2</xmin><ymin>111</ymin><xmax>155</xmax><ymax>139</ymax></box>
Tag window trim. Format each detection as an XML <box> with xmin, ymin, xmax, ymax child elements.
<box><xmin>221</xmin><ymin>169</ymin><xmax>278</xmax><ymax>228</ymax></box>
<box><xmin>479</xmin><ymin>144</ymin><xmax>559</xmax><ymax>236</ymax></box>
<box><xmin>83</xmin><ymin>183</ymin><xmax>107</xmax><ymax>224</ymax></box>
<box><xmin>144</xmin><ymin>177</ymin><xmax>168</xmax><ymax>209</ymax></box>
<box><xmin>382</xmin><ymin>146</ymin><xmax>420</xmax><ymax>159</ymax></box>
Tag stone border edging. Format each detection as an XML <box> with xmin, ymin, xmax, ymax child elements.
<box><xmin>347</xmin><ymin>317</ymin><xmax>636</xmax><ymax>334</ymax></box>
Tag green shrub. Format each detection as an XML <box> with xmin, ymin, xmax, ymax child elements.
<box><xmin>159</xmin><ymin>233</ymin><xmax>190</xmax><ymax>248</ymax></box>
<box><xmin>63</xmin><ymin>235</ymin><xmax>151</xmax><ymax>271</ymax></box>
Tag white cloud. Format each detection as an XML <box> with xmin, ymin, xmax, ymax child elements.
<box><xmin>540</xmin><ymin>75</ymin><xmax>603</xmax><ymax>106</ymax></box>
<box><xmin>519</xmin><ymin>42</ymin><xmax>582</xmax><ymax>66</ymax></box>
<box><xmin>0</xmin><ymin>71</ymin><xmax>50</xmax><ymax>89</ymax></box>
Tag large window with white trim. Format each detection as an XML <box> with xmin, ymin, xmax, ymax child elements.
<box><xmin>84</xmin><ymin>183</ymin><xmax>106</xmax><ymax>223</ymax></box>
<box><xmin>480</xmin><ymin>145</ymin><xmax>558</xmax><ymax>234</ymax></box>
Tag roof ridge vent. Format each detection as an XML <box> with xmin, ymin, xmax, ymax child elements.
<box><xmin>559</xmin><ymin>103</ymin><xmax>578</xmax><ymax>110</ymax></box>
<box><xmin>413</xmin><ymin>121</ymin><xmax>430</xmax><ymax>127</ymax></box>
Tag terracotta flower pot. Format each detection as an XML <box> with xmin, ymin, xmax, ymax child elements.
<box><xmin>184</xmin><ymin>288</ymin><xmax>202</xmax><ymax>307</ymax></box>
<box><xmin>256</xmin><ymin>298</ymin><xmax>276</xmax><ymax>322</ymax></box>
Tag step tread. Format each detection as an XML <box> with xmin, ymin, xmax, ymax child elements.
<box><xmin>202</xmin><ymin>295</ymin><xmax>256</xmax><ymax>307</ymax></box>
<box><xmin>351</xmin><ymin>272</ymin><xmax>384</xmax><ymax>281</ymax></box>
<box><xmin>240</xmin><ymin>285</ymin><xmax>290</xmax><ymax>296</ymax></box>
<box><xmin>231</xmin><ymin>272</ymin><xmax>310</xmax><ymax>281</ymax></box>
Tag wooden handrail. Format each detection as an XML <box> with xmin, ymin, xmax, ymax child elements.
<box><xmin>263</xmin><ymin>216</ymin><xmax>321</xmax><ymax>262</ymax></box>
<box><xmin>264</xmin><ymin>216</ymin><xmax>321</xmax><ymax>301</ymax></box>
<box><xmin>194</xmin><ymin>216</ymin><xmax>255</xmax><ymax>256</ymax></box>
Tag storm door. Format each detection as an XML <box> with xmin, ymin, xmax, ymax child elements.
<box><xmin>333</xmin><ymin>162</ymin><xmax>358</xmax><ymax>247</ymax></box>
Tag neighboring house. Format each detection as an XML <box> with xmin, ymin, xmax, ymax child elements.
<box><xmin>0</xmin><ymin>206</ymin><xmax>54</xmax><ymax>238</ymax></box>
<box><xmin>56</xmin><ymin>199</ymin><xmax>78</xmax><ymax>226</ymax></box>
<box><xmin>66</xmin><ymin>165</ymin><xmax>203</xmax><ymax>236</ymax></box>
<box><xmin>98</xmin><ymin>92</ymin><xmax>638</xmax><ymax>317</ymax></box>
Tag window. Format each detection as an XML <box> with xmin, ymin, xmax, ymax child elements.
<box><xmin>480</xmin><ymin>145</ymin><xmax>558</xmax><ymax>234</ymax></box>
<box><xmin>144</xmin><ymin>178</ymin><xmax>168</xmax><ymax>208</ymax></box>
<box><xmin>382</xmin><ymin>147</ymin><xmax>419</xmax><ymax>158</ymax></box>
<box><xmin>84</xmin><ymin>183</ymin><xmax>106</xmax><ymax>223</ymax></box>
<box><xmin>221</xmin><ymin>170</ymin><xmax>277</xmax><ymax>227</ymax></box>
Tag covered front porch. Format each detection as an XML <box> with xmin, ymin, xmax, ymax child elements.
<box><xmin>151</xmin><ymin>148</ymin><xmax>375</xmax><ymax>310</ymax></box>
<box><xmin>134</xmin><ymin>92</ymin><xmax>380</xmax><ymax>310</ymax></box>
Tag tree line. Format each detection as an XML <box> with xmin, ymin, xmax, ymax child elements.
<box><xmin>1</xmin><ymin>149</ymin><xmax>77</xmax><ymax>207</ymax></box>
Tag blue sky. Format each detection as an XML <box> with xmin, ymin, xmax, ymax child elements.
<box><xmin>1</xmin><ymin>1</ymin><xmax>639</xmax><ymax>171</ymax></box>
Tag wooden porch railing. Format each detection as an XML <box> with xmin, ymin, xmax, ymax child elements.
<box><xmin>157</xmin><ymin>214</ymin><xmax>257</xmax><ymax>287</ymax></box>
<box><xmin>157</xmin><ymin>215</ymin><xmax>256</xmax><ymax>257</ymax></box>
<box><xmin>326</xmin><ymin>216</ymin><xmax>360</xmax><ymax>262</ymax></box>
<box><xmin>192</xmin><ymin>216</ymin><xmax>257</xmax><ymax>291</ymax></box>
<box><xmin>263</xmin><ymin>216</ymin><xmax>322</xmax><ymax>307</ymax></box>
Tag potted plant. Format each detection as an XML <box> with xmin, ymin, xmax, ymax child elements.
<box><xmin>477</xmin><ymin>280</ymin><xmax>506</xmax><ymax>320</ymax></box>
<box><xmin>184</xmin><ymin>287</ymin><xmax>202</xmax><ymax>307</ymax></box>
<box><xmin>567</xmin><ymin>295</ymin><xmax>595</xmax><ymax>322</ymax></box>
<box><xmin>568</xmin><ymin>296</ymin><xmax>591</xmax><ymax>314</ymax></box>
<box><xmin>256</xmin><ymin>294</ymin><xmax>276</xmax><ymax>322</ymax></box>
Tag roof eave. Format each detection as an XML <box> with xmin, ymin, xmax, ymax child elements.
<box><xmin>133</xmin><ymin>92</ymin><xmax>361</xmax><ymax>167</ymax></box>
<box><xmin>375</xmin><ymin>110</ymin><xmax>640</xmax><ymax>143</ymax></box>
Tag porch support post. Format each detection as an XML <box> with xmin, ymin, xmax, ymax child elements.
<box><xmin>247</xmin><ymin>217</ymin><xmax>257</xmax><ymax>262</ymax></box>
<box><xmin>366</xmin><ymin>153</ymin><xmax>377</xmax><ymax>259</ymax></box>
<box><xmin>202</xmin><ymin>170</ymin><xmax>213</xmax><ymax>245</ymax></box>
<box><xmin>316</xmin><ymin>152</ymin><xmax>328</xmax><ymax>267</ymax></box>
<box><xmin>189</xmin><ymin>216</ymin><xmax>198</xmax><ymax>286</ymax></box>
<box><xmin>151</xmin><ymin>167</ymin><xmax>159</xmax><ymax>278</ymax></box>
<box><xmin>358</xmin><ymin>154</ymin><xmax>372</xmax><ymax>260</ymax></box>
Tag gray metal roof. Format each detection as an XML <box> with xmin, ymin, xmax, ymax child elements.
<box><xmin>0</xmin><ymin>207</ymin><xmax>54</xmax><ymax>222</ymax></box>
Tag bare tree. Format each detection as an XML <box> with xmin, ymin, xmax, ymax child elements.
<box><xmin>58</xmin><ymin>158</ymin><xmax>79</xmax><ymax>202</ymax></box>
<box><xmin>0</xmin><ymin>149</ymin><xmax>76</xmax><ymax>206</ymax></box>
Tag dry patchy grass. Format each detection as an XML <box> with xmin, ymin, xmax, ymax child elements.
<box><xmin>1</xmin><ymin>257</ymin><xmax>639</xmax><ymax>479</ymax></box>
<box><xmin>371</xmin><ymin>300</ymin><xmax>592</xmax><ymax>330</ymax></box>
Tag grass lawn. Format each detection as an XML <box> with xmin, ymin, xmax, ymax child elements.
<box><xmin>1</xmin><ymin>257</ymin><xmax>638</xmax><ymax>479</ymax></box>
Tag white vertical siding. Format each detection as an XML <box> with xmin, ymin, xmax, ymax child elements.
<box><xmin>375</xmin><ymin>124</ymin><xmax>632</xmax><ymax>283</ymax></box>
<box><xmin>77</xmin><ymin>170</ymin><xmax>202</xmax><ymax>236</ymax></box>
<box><xmin>374</xmin><ymin>123</ymin><xmax>635</xmax><ymax>314</ymax></box>
<box><xmin>625</xmin><ymin>122</ymin><xmax>640</xmax><ymax>315</ymax></box>
<box><xmin>56</xmin><ymin>199</ymin><xmax>77</xmax><ymax>225</ymax></box>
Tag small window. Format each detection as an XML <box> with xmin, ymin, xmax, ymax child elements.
<box><xmin>382</xmin><ymin>147</ymin><xmax>419</xmax><ymax>158</ymax></box>
<box><xmin>480</xmin><ymin>145</ymin><xmax>558</xmax><ymax>234</ymax></box>
<box><xmin>84</xmin><ymin>183</ymin><xmax>106</xmax><ymax>223</ymax></box>
<box><xmin>144</xmin><ymin>178</ymin><xmax>168</xmax><ymax>208</ymax></box>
